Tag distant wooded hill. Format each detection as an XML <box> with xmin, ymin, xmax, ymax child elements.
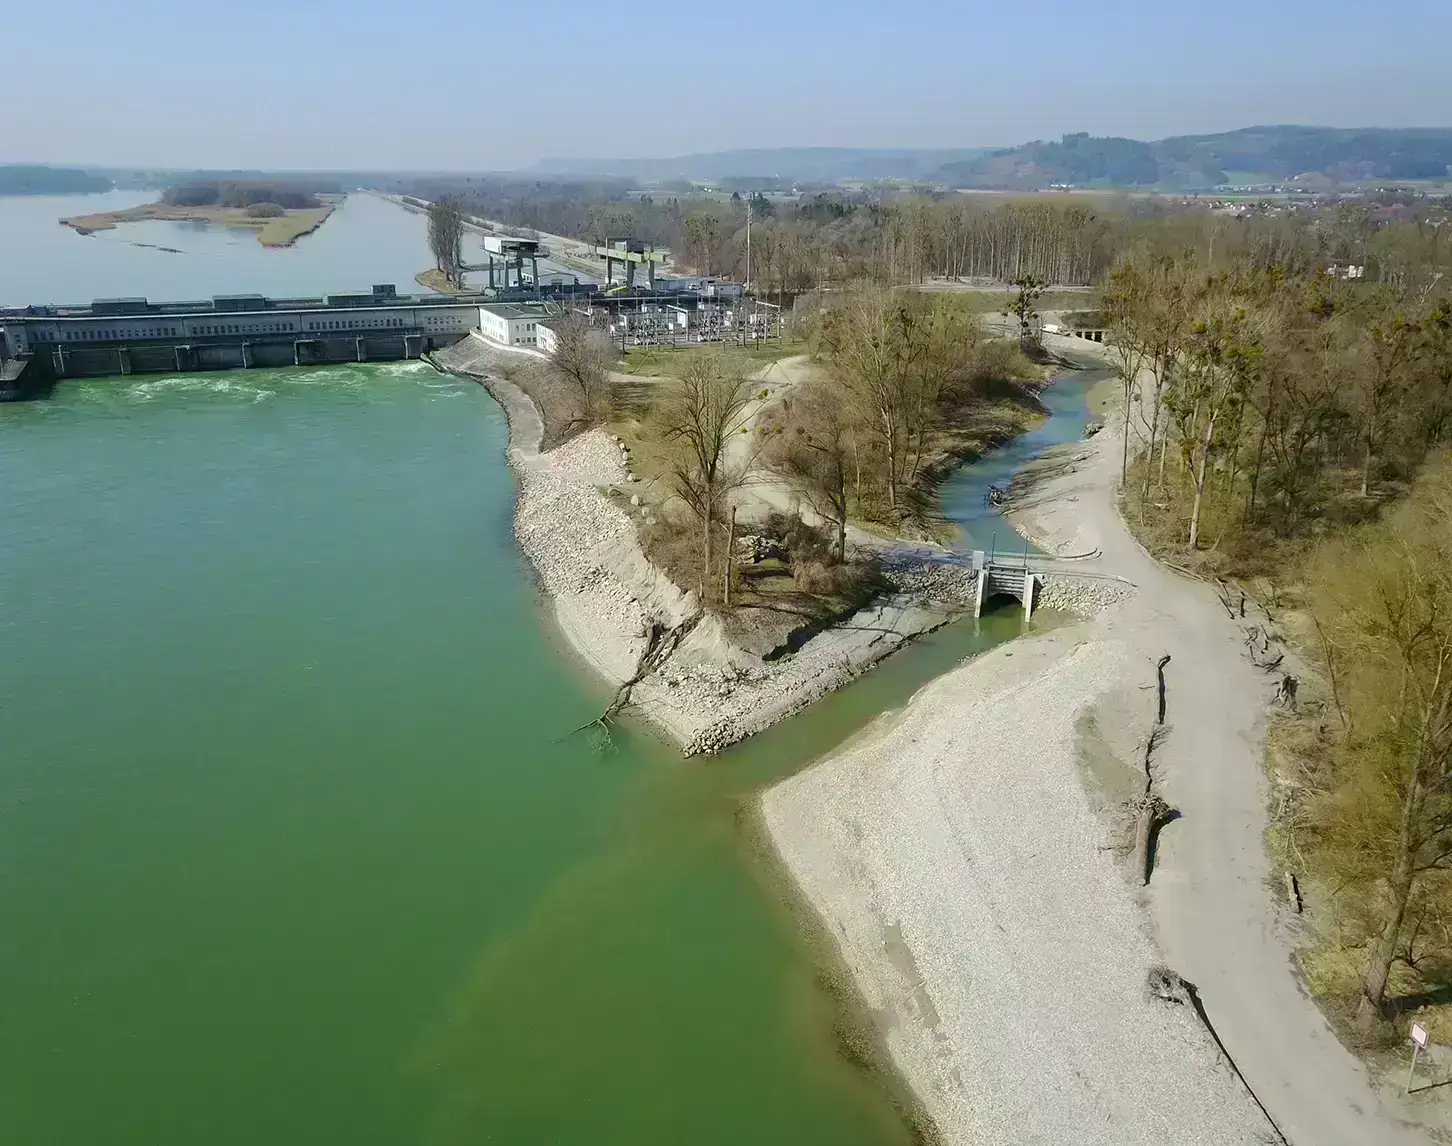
<box><xmin>934</xmin><ymin>127</ymin><xmax>1452</xmax><ymax>189</ymax></box>
<box><xmin>0</xmin><ymin>165</ymin><xmax>112</xmax><ymax>195</ymax></box>
<box><xmin>530</xmin><ymin>148</ymin><xmax>992</xmax><ymax>184</ymax></box>
<box><xmin>531</xmin><ymin>129</ymin><xmax>1452</xmax><ymax>189</ymax></box>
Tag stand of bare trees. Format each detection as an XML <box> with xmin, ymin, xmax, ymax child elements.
<box><xmin>427</xmin><ymin>196</ymin><xmax>465</xmax><ymax>287</ymax></box>
<box><xmin>744</xmin><ymin>198</ymin><xmax>1114</xmax><ymax>292</ymax></box>
<box><xmin>546</xmin><ymin>314</ymin><xmax>617</xmax><ymax>429</ymax></box>
<box><xmin>810</xmin><ymin>286</ymin><xmax>997</xmax><ymax>521</ymax></box>
<box><xmin>1106</xmin><ymin>231</ymin><xmax>1452</xmax><ymax>1025</ymax></box>
<box><xmin>1111</xmin><ymin>256</ymin><xmax>1451</xmax><ymax>553</ymax></box>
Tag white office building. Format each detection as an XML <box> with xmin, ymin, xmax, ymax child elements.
<box><xmin>477</xmin><ymin>303</ymin><xmax>549</xmax><ymax>348</ymax></box>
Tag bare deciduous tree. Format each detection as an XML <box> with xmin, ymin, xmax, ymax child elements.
<box><xmin>773</xmin><ymin>383</ymin><xmax>856</xmax><ymax>562</ymax></box>
<box><xmin>1173</xmin><ymin>302</ymin><xmax>1260</xmax><ymax>549</ymax></box>
<box><xmin>819</xmin><ymin>286</ymin><xmax>928</xmax><ymax>512</ymax></box>
<box><xmin>1354</xmin><ymin>299</ymin><xmax>1422</xmax><ymax>497</ymax></box>
<box><xmin>427</xmin><ymin>196</ymin><xmax>465</xmax><ymax>286</ymax></box>
<box><xmin>548</xmin><ymin>314</ymin><xmax>616</xmax><ymax>427</ymax></box>
<box><xmin>1005</xmin><ymin>273</ymin><xmax>1048</xmax><ymax>352</ymax></box>
<box><xmin>1102</xmin><ymin>263</ymin><xmax>1152</xmax><ymax>484</ymax></box>
<box><xmin>657</xmin><ymin>355</ymin><xmax>761</xmax><ymax>598</ymax></box>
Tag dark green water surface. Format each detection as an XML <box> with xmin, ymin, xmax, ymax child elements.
<box><xmin>1</xmin><ymin>364</ymin><xmax>1046</xmax><ymax>1145</ymax></box>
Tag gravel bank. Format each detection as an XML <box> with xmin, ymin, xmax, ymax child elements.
<box><xmin>1036</xmin><ymin>573</ymin><xmax>1133</xmax><ymax>616</ymax></box>
<box><xmin>763</xmin><ymin>634</ymin><xmax>1273</xmax><ymax>1145</ymax></box>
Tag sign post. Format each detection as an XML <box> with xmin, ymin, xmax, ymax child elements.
<box><xmin>1407</xmin><ymin>1022</ymin><xmax>1429</xmax><ymax>1094</ymax></box>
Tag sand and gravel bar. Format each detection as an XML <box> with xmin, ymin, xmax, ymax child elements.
<box><xmin>763</xmin><ymin>633</ymin><xmax>1273</xmax><ymax>1145</ymax></box>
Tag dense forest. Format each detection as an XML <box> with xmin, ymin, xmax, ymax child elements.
<box><xmin>160</xmin><ymin>181</ymin><xmax>336</xmax><ymax>210</ymax></box>
<box><xmin>0</xmin><ymin>165</ymin><xmax>112</xmax><ymax>196</ymax></box>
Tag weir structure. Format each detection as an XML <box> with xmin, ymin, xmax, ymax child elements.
<box><xmin>0</xmin><ymin>285</ymin><xmax>486</xmax><ymax>382</ymax></box>
<box><xmin>470</xmin><ymin>235</ymin><xmax>543</xmax><ymax>291</ymax></box>
<box><xmin>970</xmin><ymin>546</ymin><xmax>1041</xmax><ymax>621</ymax></box>
<box><xmin>0</xmin><ymin>279</ymin><xmax>773</xmax><ymax>394</ymax></box>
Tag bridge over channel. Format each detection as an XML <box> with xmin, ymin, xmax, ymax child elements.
<box><xmin>924</xmin><ymin>544</ymin><xmax>1127</xmax><ymax>621</ymax></box>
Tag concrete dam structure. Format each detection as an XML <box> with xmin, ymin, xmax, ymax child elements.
<box><xmin>0</xmin><ymin>285</ymin><xmax>485</xmax><ymax>388</ymax></box>
<box><xmin>0</xmin><ymin>277</ymin><xmax>773</xmax><ymax>399</ymax></box>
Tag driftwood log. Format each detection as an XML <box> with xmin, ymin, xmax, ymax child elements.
<box><xmin>1284</xmin><ymin>870</ymin><xmax>1303</xmax><ymax>913</ymax></box>
<box><xmin>1133</xmin><ymin>655</ymin><xmax>1178</xmax><ymax>886</ymax></box>
<box><xmin>564</xmin><ymin>613</ymin><xmax>701</xmax><ymax>749</ymax></box>
<box><xmin>1134</xmin><ymin>792</ymin><xmax>1171</xmax><ymax>887</ymax></box>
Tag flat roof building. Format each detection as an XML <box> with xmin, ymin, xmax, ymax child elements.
<box><xmin>477</xmin><ymin>302</ymin><xmax>549</xmax><ymax>349</ymax></box>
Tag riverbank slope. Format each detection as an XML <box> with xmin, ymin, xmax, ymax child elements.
<box><xmin>435</xmin><ymin>336</ymin><xmax>978</xmax><ymax>755</ymax></box>
<box><xmin>762</xmin><ymin>334</ymin><xmax>1425</xmax><ymax>1144</ymax></box>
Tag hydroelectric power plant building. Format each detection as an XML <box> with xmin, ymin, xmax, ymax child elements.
<box><xmin>0</xmin><ymin>285</ymin><xmax>484</xmax><ymax>381</ymax></box>
<box><xmin>0</xmin><ymin>273</ymin><xmax>781</xmax><ymax>397</ymax></box>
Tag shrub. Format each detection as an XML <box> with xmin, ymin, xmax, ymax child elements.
<box><xmin>791</xmin><ymin>560</ymin><xmax>836</xmax><ymax>594</ymax></box>
<box><xmin>760</xmin><ymin>511</ymin><xmax>836</xmax><ymax>567</ymax></box>
<box><xmin>244</xmin><ymin>202</ymin><xmax>285</xmax><ymax>218</ymax></box>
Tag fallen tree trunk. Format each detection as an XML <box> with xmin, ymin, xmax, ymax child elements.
<box><xmin>1135</xmin><ymin>655</ymin><xmax>1177</xmax><ymax>885</ymax></box>
<box><xmin>564</xmin><ymin>613</ymin><xmax>702</xmax><ymax>748</ymax></box>
<box><xmin>1134</xmin><ymin>793</ymin><xmax>1171</xmax><ymax>886</ymax></box>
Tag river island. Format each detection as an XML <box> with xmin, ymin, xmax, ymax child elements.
<box><xmin>60</xmin><ymin>179</ymin><xmax>339</xmax><ymax>248</ymax></box>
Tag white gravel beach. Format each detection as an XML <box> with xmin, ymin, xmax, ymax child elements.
<box><xmin>763</xmin><ymin>633</ymin><xmax>1274</xmax><ymax>1145</ymax></box>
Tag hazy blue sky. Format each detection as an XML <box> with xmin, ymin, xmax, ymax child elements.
<box><xmin>4</xmin><ymin>0</ymin><xmax>1446</xmax><ymax>170</ymax></box>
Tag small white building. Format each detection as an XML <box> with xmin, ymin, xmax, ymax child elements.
<box><xmin>477</xmin><ymin>303</ymin><xmax>549</xmax><ymax>348</ymax></box>
<box><xmin>535</xmin><ymin>320</ymin><xmax>560</xmax><ymax>356</ymax></box>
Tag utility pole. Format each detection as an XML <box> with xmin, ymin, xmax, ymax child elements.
<box><xmin>743</xmin><ymin>197</ymin><xmax>753</xmax><ymax>348</ymax></box>
<box><xmin>745</xmin><ymin>197</ymin><xmax>751</xmax><ymax>294</ymax></box>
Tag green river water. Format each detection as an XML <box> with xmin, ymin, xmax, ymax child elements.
<box><xmin>0</xmin><ymin>363</ymin><xmax>1059</xmax><ymax>1145</ymax></box>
